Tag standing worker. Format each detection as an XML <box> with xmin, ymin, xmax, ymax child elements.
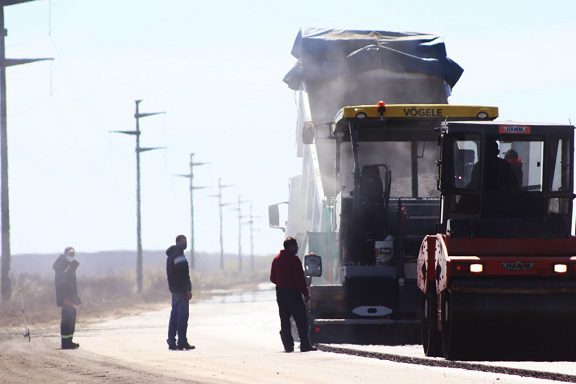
<box><xmin>166</xmin><ymin>234</ymin><xmax>195</xmax><ymax>351</ymax></box>
<box><xmin>53</xmin><ymin>246</ymin><xmax>81</xmax><ymax>350</ymax></box>
<box><xmin>270</xmin><ymin>237</ymin><xmax>316</xmax><ymax>352</ymax></box>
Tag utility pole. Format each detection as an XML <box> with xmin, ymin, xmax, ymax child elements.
<box><xmin>0</xmin><ymin>0</ymin><xmax>52</xmax><ymax>302</ymax></box>
<box><xmin>176</xmin><ymin>153</ymin><xmax>207</xmax><ymax>269</ymax></box>
<box><xmin>244</xmin><ymin>204</ymin><xmax>258</xmax><ymax>271</ymax></box>
<box><xmin>113</xmin><ymin>100</ymin><xmax>164</xmax><ymax>293</ymax></box>
<box><xmin>232</xmin><ymin>195</ymin><xmax>248</xmax><ymax>272</ymax></box>
<box><xmin>211</xmin><ymin>178</ymin><xmax>230</xmax><ymax>271</ymax></box>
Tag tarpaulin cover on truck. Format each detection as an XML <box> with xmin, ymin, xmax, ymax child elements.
<box><xmin>284</xmin><ymin>28</ymin><xmax>463</xmax><ymax>91</ymax></box>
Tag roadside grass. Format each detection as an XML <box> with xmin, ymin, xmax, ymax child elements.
<box><xmin>0</xmin><ymin>265</ymin><xmax>271</xmax><ymax>329</ymax></box>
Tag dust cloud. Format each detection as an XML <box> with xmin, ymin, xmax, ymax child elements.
<box><xmin>289</xmin><ymin>31</ymin><xmax>453</xmax><ymax>199</ymax></box>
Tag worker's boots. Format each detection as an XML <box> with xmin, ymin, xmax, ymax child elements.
<box><xmin>177</xmin><ymin>341</ymin><xmax>195</xmax><ymax>351</ymax></box>
<box><xmin>280</xmin><ymin>330</ymin><xmax>294</xmax><ymax>352</ymax></box>
<box><xmin>61</xmin><ymin>338</ymin><xmax>80</xmax><ymax>349</ymax></box>
<box><xmin>300</xmin><ymin>344</ymin><xmax>317</xmax><ymax>352</ymax></box>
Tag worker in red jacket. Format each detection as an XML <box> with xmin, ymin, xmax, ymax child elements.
<box><xmin>270</xmin><ymin>237</ymin><xmax>316</xmax><ymax>352</ymax></box>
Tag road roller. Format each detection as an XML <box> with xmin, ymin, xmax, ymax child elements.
<box><xmin>418</xmin><ymin>120</ymin><xmax>576</xmax><ymax>360</ymax></box>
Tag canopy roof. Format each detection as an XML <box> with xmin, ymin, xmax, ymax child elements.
<box><xmin>284</xmin><ymin>28</ymin><xmax>464</xmax><ymax>91</ymax></box>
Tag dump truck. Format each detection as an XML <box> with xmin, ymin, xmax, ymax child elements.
<box><xmin>418</xmin><ymin>120</ymin><xmax>576</xmax><ymax>359</ymax></box>
<box><xmin>269</xmin><ymin>28</ymin><xmax>497</xmax><ymax>343</ymax></box>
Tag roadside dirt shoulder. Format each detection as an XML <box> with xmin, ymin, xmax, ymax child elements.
<box><xmin>0</xmin><ymin>334</ymin><xmax>213</xmax><ymax>384</ymax></box>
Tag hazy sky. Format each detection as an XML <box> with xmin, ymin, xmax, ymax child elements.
<box><xmin>4</xmin><ymin>0</ymin><xmax>576</xmax><ymax>257</ymax></box>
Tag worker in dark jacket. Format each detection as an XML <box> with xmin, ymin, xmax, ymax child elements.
<box><xmin>53</xmin><ymin>246</ymin><xmax>81</xmax><ymax>349</ymax></box>
<box><xmin>166</xmin><ymin>234</ymin><xmax>195</xmax><ymax>351</ymax></box>
<box><xmin>270</xmin><ymin>237</ymin><xmax>316</xmax><ymax>352</ymax></box>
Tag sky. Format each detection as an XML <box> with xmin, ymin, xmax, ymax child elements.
<box><xmin>3</xmin><ymin>0</ymin><xmax>576</xmax><ymax>258</ymax></box>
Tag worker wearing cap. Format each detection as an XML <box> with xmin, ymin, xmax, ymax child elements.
<box><xmin>270</xmin><ymin>237</ymin><xmax>316</xmax><ymax>352</ymax></box>
<box><xmin>53</xmin><ymin>246</ymin><xmax>81</xmax><ymax>349</ymax></box>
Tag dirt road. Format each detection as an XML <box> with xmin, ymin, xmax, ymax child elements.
<box><xmin>0</xmin><ymin>288</ymin><xmax>562</xmax><ymax>384</ymax></box>
<box><xmin>0</xmin><ymin>335</ymin><xmax>200</xmax><ymax>384</ymax></box>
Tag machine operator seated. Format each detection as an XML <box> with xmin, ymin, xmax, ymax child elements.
<box><xmin>453</xmin><ymin>140</ymin><xmax>520</xmax><ymax>216</ymax></box>
<box><xmin>468</xmin><ymin>139</ymin><xmax>520</xmax><ymax>191</ymax></box>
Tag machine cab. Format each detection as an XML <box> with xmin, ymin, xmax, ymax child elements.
<box><xmin>439</xmin><ymin>121</ymin><xmax>575</xmax><ymax>238</ymax></box>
